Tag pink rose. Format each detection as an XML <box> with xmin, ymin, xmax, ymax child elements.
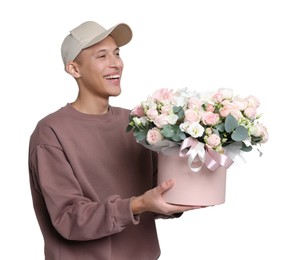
<box><xmin>131</xmin><ymin>105</ymin><xmax>145</xmax><ymax>117</ymax></box>
<box><xmin>233</xmin><ymin>96</ymin><xmax>248</xmax><ymax>111</ymax></box>
<box><xmin>219</xmin><ymin>107</ymin><xmax>232</xmax><ymax>118</ymax></box>
<box><xmin>146</xmin><ymin>108</ymin><xmax>159</xmax><ymax>121</ymax></box>
<box><xmin>187</xmin><ymin>97</ymin><xmax>202</xmax><ymax>110</ymax></box>
<box><xmin>146</xmin><ymin>127</ymin><xmax>164</xmax><ymax>144</ymax></box>
<box><xmin>154</xmin><ymin>114</ymin><xmax>168</xmax><ymax>128</ymax></box>
<box><xmin>201</xmin><ymin>111</ymin><xmax>220</xmax><ymax>126</ymax></box>
<box><xmin>206</xmin><ymin>134</ymin><xmax>221</xmax><ymax>148</ymax></box>
<box><xmin>218</xmin><ymin>88</ymin><xmax>233</xmax><ymax>100</ymax></box>
<box><xmin>213</xmin><ymin>88</ymin><xmax>233</xmax><ymax>102</ymax></box>
<box><xmin>244</xmin><ymin>106</ymin><xmax>257</xmax><ymax>120</ymax></box>
<box><xmin>230</xmin><ymin>109</ymin><xmax>243</xmax><ymax>121</ymax></box>
<box><xmin>205</xmin><ymin>103</ymin><xmax>215</xmax><ymax>112</ymax></box>
<box><xmin>161</xmin><ymin>104</ymin><xmax>172</xmax><ymax>114</ymax></box>
<box><xmin>250</xmin><ymin>124</ymin><xmax>269</xmax><ymax>143</ymax></box>
<box><xmin>246</xmin><ymin>95</ymin><xmax>260</xmax><ymax>108</ymax></box>
<box><xmin>220</xmin><ymin>102</ymin><xmax>243</xmax><ymax>120</ymax></box>
<box><xmin>152</xmin><ymin>88</ymin><xmax>174</xmax><ymax>102</ymax></box>
<box><xmin>184</xmin><ymin>109</ymin><xmax>200</xmax><ymax>123</ymax></box>
<box><xmin>219</xmin><ymin>102</ymin><xmax>237</xmax><ymax>117</ymax></box>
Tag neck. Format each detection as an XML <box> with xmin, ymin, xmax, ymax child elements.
<box><xmin>71</xmin><ymin>97</ymin><xmax>109</xmax><ymax>115</ymax></box>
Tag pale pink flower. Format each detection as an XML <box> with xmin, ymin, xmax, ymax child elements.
<box><xmin>206</xmin><ymin>134</ymin><xmax>221</xmax><ymax>148</ymax></box>
<box><xmin>160</xmin><ymin>104</ymin><xmax>172</xmax><ymax>114</ymax></box>
<box><xmin>131</xmin><ymin>105</ymin><xmax>145</xmax><ymax>117</ymax></box>
<box><xmin>218</xmin><ymin>88</ymin><xmax>233</xmax><ymax>100</ymax></box>
<box><xmin>146</xmin><ymin>108</ymin><xmax>159</xmax><ymax>121</ymax></box>
<box><xmin>146</xmin><ymin>128</ymin><xmax>164</xmax><ymax>144</ymax></box>
<box><xmin>244</xmin><ymin>106</ymin><xmax>257</xmax><ymax>120</ymax></box>
<box><xmin>230</xmin><ymin>109</ymin><xmax>243</xmax><ymax>121</ymax></box>
<box><xmin>205</xmin><ymin>103</ymin><xmax>215</xmax><ymax>112</ymax></box>
<box><xmin>233</xmin><ymin>96</ymin><xmax>248</xmax><ymax>111</ymax></box>
<box><xmin>201</xmin><ymin>111</ymin><xmax>220</xmax><ymax>126</ymax></box>
<box><xmin>128</xmin><ymin>87</ymin><xmax>268</xmax><ymax>157</ymax></box>
<box><xmin>220</xmin><ymin>102</ymin><xmax>242</xmax><ymax>120</ymax></box>
<box><xmin>184</xmin><ymin>109</ymin><xmax>200</xmax><ymax>123</ymax></box>
<box><xmin>153</xmin><ymin>114</ymin><xmax>168</xmax><ymax>128</ymax></box>
<box><xmin>213</xmin><ymin>88</ymin><xmax>233</xmax><ymax>102</ymax></box>
<box><xmin>219</xmin><ymin>107</ymin><xmax>232</xmax><ymax>118</ymax></box>
<box><xmin>212</xmin><ymin>92</ymin><xmax>223</xmax><ymax>102</ymax></box>
<box><xmin>187</xmin><ymin>97</ymin><xmax>202</xmax><ymax>110</ymax></box>
<box><xmin>219</xmin><ymin>102</ymin><xmax>237</xmax><ymax>118</ymax></box>
<box><xmin>152</xmin><ymin>88</ymin><xmax>174</xmax><ymax>102</ymax></box>
<box><xmin>246</xmin><ymin>95</ymin><xmax>260</xmax><ymax>108</ymax></box>
<box><xmin>250</xmin><ymin>124</ymin><xmax>269</xmax><ymax>143</ymax></box>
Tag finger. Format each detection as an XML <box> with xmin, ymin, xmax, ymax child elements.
<box><xmin>156</xmin><ymin>179</ymin><xmax>175</xmax><ymax>194</ymax></box>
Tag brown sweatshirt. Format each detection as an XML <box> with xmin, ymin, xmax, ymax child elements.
<box><xmin>28</xmin><ymin>104</ymin><xmax>161</xmax><ymax>260</ymax></box>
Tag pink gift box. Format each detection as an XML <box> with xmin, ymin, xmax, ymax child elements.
<box><xmin>157</xmin><ymin>151</ymin><xmax>227</xmax><ymax>206</ymax></box>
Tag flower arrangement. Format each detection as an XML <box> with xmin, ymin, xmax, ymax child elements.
<box><xmin>126</xmin><ymin>87</ymin><xmax>268</xmax><ymax>170</ymax></box>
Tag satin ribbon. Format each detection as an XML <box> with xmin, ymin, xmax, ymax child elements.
<box><xmin>179</xmin><ymin>137</ymin><xmax>234</xmax><ymax>172</ymax></box>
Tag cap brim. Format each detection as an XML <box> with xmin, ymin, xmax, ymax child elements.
<box><xmin>84</xmin><ymin>23</ymin><xmax>132</xmax><ymax>49</ymax></box>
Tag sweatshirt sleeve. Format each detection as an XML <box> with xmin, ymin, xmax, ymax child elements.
<box><xmin>29</xmin><ymin>144</ymin><xmax>140</xmax><ymax>241</ymax></box>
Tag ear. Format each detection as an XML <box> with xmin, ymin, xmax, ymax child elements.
<box><xmin>65</xmin><ymin>61</ymin><xmax>81</xmax><ymax>78</ymax></box>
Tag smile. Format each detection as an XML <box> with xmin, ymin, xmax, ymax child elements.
<box><xmin>104</xmin><ymin>74</ymin><xmax>120</xmax><ymax>80</ymax></box>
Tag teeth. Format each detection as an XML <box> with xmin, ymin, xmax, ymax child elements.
<box><xmin>104</xmin><ymin>74</ymin><xmax>120</xmax><ymax>79</ymax></box>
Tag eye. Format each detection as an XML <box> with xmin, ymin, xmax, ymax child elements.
<box><xmin>115</xmin><ymin>49</ymin><xmax>120</xmax><ymax>57</ymax></box>
<box><xmin>97</xmin><ymin>55</ymin><xmax>106</xmax><ymax>59</ymax></box>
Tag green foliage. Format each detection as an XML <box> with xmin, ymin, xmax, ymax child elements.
<box><xmin>215</xmin><ymin>114</ymin><xmax>249</xmax><ymax>147</ymax></box>
<box><xmin>224</xmin><ymin>114</ymin><xmax>238</xmax><ymax>133</ymax></box>
<box><xmin>173</xmin><ymin>106</ymin><xmax>185</xmax><ymax>120</ymax></box>
<box><xmin>215</xmin><ymin>122</ymin><xmax>225</xmax><ymax>132</ymax></box>
<box><xmin>134</xmin><ymin>129</ymin><xmax>147</xmax><ymax>142</ymax></box>
<box><xmin>241</xmin><ymin>142</ymin><xmax>253</xmax><ymax>152</ymax></box>
<box><xmin>231</xmin><ymin>125</ymin><xmax>249</xmax><ymax>141</ymax></box>
<box><xmin>161</xmin><ymin>124</ymin><xmax>186</xmax><ymax>142</ymax></box>
<box><xmin>126</xmin><ymin>124</ymin><xmax>133</xmax><ymax>133</ymax></box>
<box><xmin>126</xmin><ymin>88</ymin><xmax>268</xmax><ymax>157</ymax></box>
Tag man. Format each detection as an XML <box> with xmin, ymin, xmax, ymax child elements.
<box><xmin>28</xmin><ymin>21</ymin><xmax>200</xmax><ymax>260</ymax></box>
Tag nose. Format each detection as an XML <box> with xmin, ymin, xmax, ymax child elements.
<box><xmin>109</xmin><ymin>54</ymin><xmax>122</xmax><ymax>68</ymax></box>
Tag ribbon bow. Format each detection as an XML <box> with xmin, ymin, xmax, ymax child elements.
<box><xmin>179</xmin><ymin>137</ymin><xmax>234</xmax><ymax>172</ymax></box>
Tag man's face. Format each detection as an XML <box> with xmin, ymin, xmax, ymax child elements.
<box><xmin>74</xmin><ymin>35</ymin><xmax>124</xmax><ymax>99</ymax></box>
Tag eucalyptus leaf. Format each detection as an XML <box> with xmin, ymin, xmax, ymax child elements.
<box><xmin>161</xmin><ymin>125</ymin><xmax>174</xmax><ymax>138</ymax></box>
<box><xmin>241</xmin><ymin>142</ymin><xmax>253</xmax><ymax>152</ymax></box>
<box><xmin>213</xmin><ymin>128</ymin><xmax>220</xmax><ymax>136</ymax></box>
<box><xmin>231</xmin><ymin>125</ymin><xmax>249</xmax><ymax>141</ymax></box>
<box><xmin>126</xmin><ymin>124</ymin><xmax>133</xmax><ymax>132</ymax></box>
<box><xmin>173</xmin><ymin>106</ymin><xmax>185</xmax><ymax>120</ymax></box>
<box><xmin>172</xmin><ymin>129</ymin><xmax>187</xmax><ymax>142</ymax></box>
<box><xmin>134</xmin><ymin>130</ymin><xmax>147</xmax><ymax>142</ymax></box>
<box><xmin>173</xmin><ymin>106</ymin><xmax>181</xmax><ymax>113</ymax></box>
<box><xmin>225</xmin><ymin>114</ymin><xmax>238</xmax><ymax>133</ymax></box>
<box><xmin>215</xmin><ymin>122</ymin><xmax>225</xmax><ymax>132</ymax></box>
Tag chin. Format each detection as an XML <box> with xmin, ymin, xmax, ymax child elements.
<box><xmin>110</xmin><ymin>88</ymin><xmax>122</xmax><ymax>97</ymax></box>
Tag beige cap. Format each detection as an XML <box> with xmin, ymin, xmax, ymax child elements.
<box><xmin>61</xmin><ymin>21</ymin><xmax>133</xmax><ymax>66</ymax></box>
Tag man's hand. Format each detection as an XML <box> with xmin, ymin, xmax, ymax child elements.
<box><xmin>131</xmin><ymin>179</ymin><xmax>203</xmax><ymax>215</ymax></box>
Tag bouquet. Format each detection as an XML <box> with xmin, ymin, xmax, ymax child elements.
<box><xmin>126</xmin><ymin>87</ymin><xmax>268</xmax><ymax>172</ymax></box>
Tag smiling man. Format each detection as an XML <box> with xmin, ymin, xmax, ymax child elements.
<box><xmin>28</xmin><ymin>21</ymin><xmax>201</xmax><ymax>260</ymax></box>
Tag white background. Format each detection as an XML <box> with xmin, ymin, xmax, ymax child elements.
<box><xmin>1</xmin><ymin>0</ymin><xmax>297</xmax><ymax>259</ymax></box>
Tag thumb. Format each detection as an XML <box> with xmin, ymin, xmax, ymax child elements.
<box><xmin>156</xmin><ymin>179</ymin><xmax>175</xmax><ymax>194</ymax></box>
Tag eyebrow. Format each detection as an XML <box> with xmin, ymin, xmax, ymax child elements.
<box><xmin>95</xmin><ymin>47</ymin><xmax>120</xmax><ymax>54</ymax></box>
